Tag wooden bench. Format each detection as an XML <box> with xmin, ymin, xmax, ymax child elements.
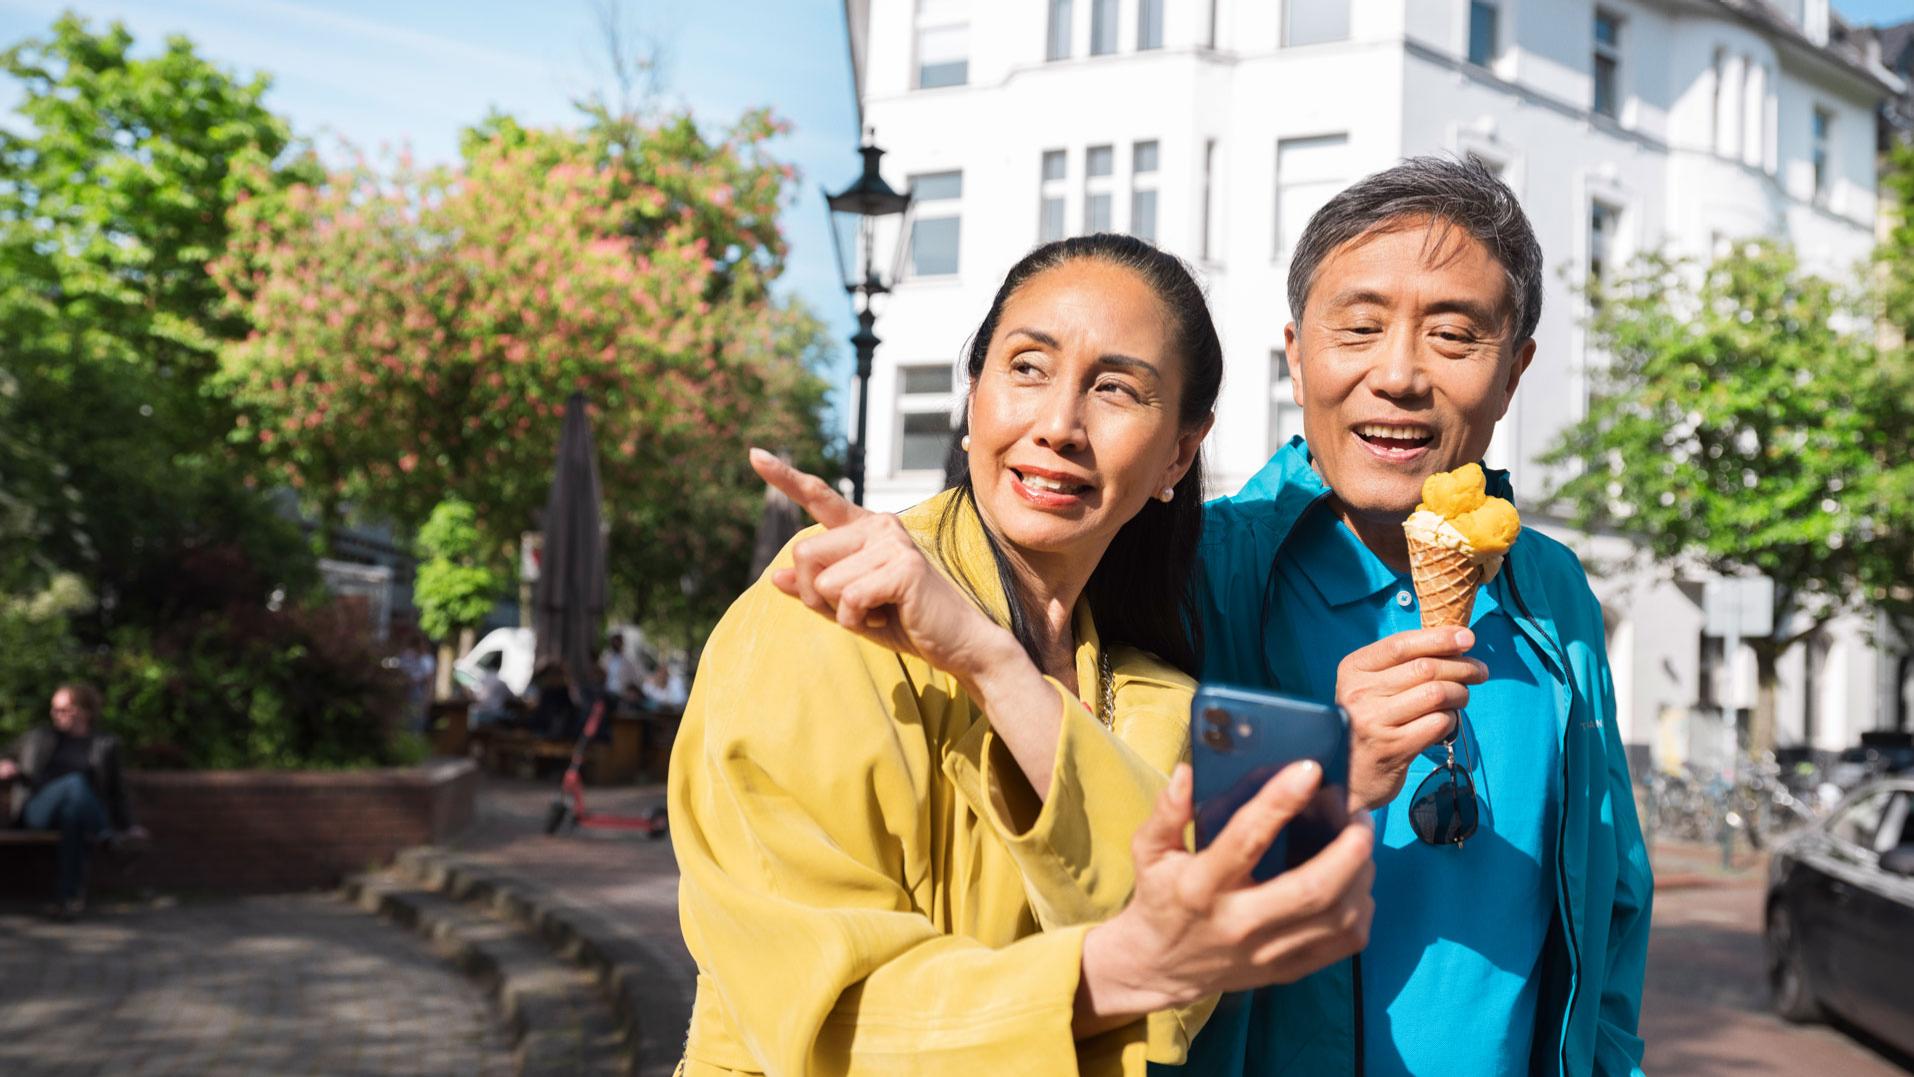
<box><xmin>473</xmin><ymin>728</ymin><xmax>620</xmax><ymax>782</ymax></box>
<box><xmin>0</xmin><ymin>829</ymin><xmax>58</xmax><ymax>846</ymax></box>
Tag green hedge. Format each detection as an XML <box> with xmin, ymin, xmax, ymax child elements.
<box><xmin>1</xmin><ymin>553</ymin><xmax>424</xmax><ymax>770</ymax></box>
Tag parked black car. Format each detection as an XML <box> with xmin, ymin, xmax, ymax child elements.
<box><xmin>1765</xmin><ymin>777</ymin><xmax>1914</xmax><ymax>1056</ymax></box>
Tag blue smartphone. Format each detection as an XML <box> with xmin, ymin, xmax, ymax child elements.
<box><xmin>1190</xmin><ymin>684</ymin><xmax>1352</xmax><ymax>883</ymax></box>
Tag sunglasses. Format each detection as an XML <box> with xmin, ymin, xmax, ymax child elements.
<box><xmin>1408</xmin><ymin>712</ymin><xmax>1479</xmax><ymax>847</ymax></box>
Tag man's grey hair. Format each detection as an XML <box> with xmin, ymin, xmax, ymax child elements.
<box><xmin>1286</xmin><ymin>155</ymin><xmax>1544</xmax><ymax>344</ymax></box>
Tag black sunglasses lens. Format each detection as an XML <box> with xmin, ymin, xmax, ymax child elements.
<box><xmin>1409</xmin><ymin>766</ymin><xmax>1479</xmax><ymax>845</ymax></box>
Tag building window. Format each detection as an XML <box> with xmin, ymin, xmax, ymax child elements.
<box><xmin>1268</xmin><ymin>349</ymin><xmax>1305</xmax><ymax>454</ymax></box>
<box><xmin>1812</xmin><ymin>106</ymin><xmax>1833</xmax><ymax>204</ymax></box>
<box><xmin>915</xmin><ymin>0</ymin><xmax>969</xmax><ymax>89</ymax></box>
<box><xmin>1091</xmin><ymin>0</ymin><xmax>1118</xmax><ymax>55</ymax></box>
<box><xmin>1468</xmin><ymin>0</ymin><xmax>1499</xmax><ymax>67</ymax></box>
<box><xmin>1039</xmin><ymin>149</ymin><xmax>1068</xmax><ymax>244</ymax></box>
<box><xmin>1588</xmin><ymin>199</ymin><xmax>1619</xmax><ymax>297</ymax></box>
<box><xmin>909</xmin><ymin>171</ymin><xmax>963</xmax><ymax>277</ymax></box>
<box><xmin>1138</xmin><ymin>0</ymin><xmax>1165</xmax><ymax>50</ymax></box>
<box><xmin>1130</xmin><ymin>140</ymin><xmax>1160</xmax><ymax>244</ymax></box>
<box><xmin>896</xmin><ymin>364</ymin><xmax>956</xmax><ymax>473</ymax></box>
<box><xmin>1711</xmin><ymin>47</ymin><xmax>1728</xmax><ymax>154</ymax></box>
<box><xmin>1275</xmin><ymin>134</ymin><xmax>1349</xmax><ymax>257</ymax></box>
<box><xmin>1285</xmin><ymin>0</ymin><xmax>1349</xmax><ymax>47</ymax></box>
<box><xmin>1084</xmin><ymin>144</ymin><xmax>1114</xmax><ymax>233</ymax></box>
<box><xmin>1200</xmin><ymin>138</ymin><xmax>1217</xmax><ymax>261</ymax></box>
<box><xmin>1592</xmin><ymin>10</ymin><xmax>1621</xmax><ymax>119</ymax></box>
<box><xmin>1046</xmin><ymin>0</ymin><xmax>1073</xmax><ymax>61</ymax></box>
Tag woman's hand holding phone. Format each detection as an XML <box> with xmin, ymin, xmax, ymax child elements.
<box><xmin>1073</xmin><ymin>762</ymin><xmax>1375</xmax><ymax>1035</ymax></box>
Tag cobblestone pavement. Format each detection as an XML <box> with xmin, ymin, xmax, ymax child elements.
<box><xmin>1644</xmin><ymin>879</ymin><xmax>1914</xmax><ymax>1075</ymax></box>
<box><xmin>0</xmin><ymin>894</ymin><xmax>513</xmax><ymax>1077</ymax></box>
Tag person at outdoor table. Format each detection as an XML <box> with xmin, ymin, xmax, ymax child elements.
<box><xmin>600</xmin><ymin>633</ymin><xmax>636</xmax><ymax>701</ymax></box>
<box><xmin>669</xmin><ymin>235</ymin><xmax>1379</xmax><ymax>1077</ymax></box>
<box><xmin>466</xmin><ymin>651</ymin><xmax>518</xmax><ymax>728</ymax></box>
<box><xmin>524</xmin><ymin>658</ymin><xmax>580</xmax><ymax>740</ymax></box>
<box><xmin>0</xmin><ymin>682</ymin><xmax>145</xmax><ymax>917</ymax></box>
<box><xmin>637</xmin><ymin>663</ymin><xmax>686</xmax><ymax>713</ymax></box>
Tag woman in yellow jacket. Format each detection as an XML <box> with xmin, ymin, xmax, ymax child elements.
<box><xmin>671</xmin><ymin>235</ymin><xmax>1376</xmax><ymax>1077</ymax></box>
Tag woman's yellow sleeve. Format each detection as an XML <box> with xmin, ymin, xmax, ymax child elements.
<box><xmin>671</xmin><ymin>579</ymin><xmax>1162</xmax><ymax>1076</ymax></box>
<box><xmin>943</xmin><ymin>647</ymin><xmax>1215</xmax><ymax>1064</ymax></box>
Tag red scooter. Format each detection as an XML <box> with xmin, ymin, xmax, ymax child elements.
<box><xmin>543</xmin><ymin>697</ymin><xmax>668</xmax><ymax>838</ymax></box>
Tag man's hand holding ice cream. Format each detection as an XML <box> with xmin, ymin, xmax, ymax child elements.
<box><xmin>1332</xmin><ymin>464</ymin><xmax>1518</xmax><ymax>811</ymax></box>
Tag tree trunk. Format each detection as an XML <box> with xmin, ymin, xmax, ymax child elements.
<box><xmin>1752</xmin><ymin>644</ymin><xmax>1779</xmax><ymax>757</ymax></box>
<box><xmin>435</xmin><ymin>642</ymin><xmax>456</xmax><ymax>701</ymax></box>
<box><xmin>313</xmin><ymin>494</ymin><xmax>339</xmax><ymax>559</ymax></box>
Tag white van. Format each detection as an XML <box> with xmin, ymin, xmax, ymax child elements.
<box><xmin>452</xmin><ymin>624</ymin><xmax>652</xmax><ymax>697</ymax></box>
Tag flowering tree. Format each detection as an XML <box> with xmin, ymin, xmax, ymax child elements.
<box><xmin>215</xmin><ymin>110</ymin><xmax>833</xmax><ymax>644</ymax></box>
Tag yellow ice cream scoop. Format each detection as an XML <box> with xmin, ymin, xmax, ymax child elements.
<box><xmin>1417</xmin><ymin>463</ymin><xmax>1487</xmax><ymax>517</ymax></box>
<box><xmin>1454</xmin><ymin>498</ymin><xmax>1520</xmax><ymax>554</ymax></box>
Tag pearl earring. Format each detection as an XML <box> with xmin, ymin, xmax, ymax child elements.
<box><xmin>960</xmin><ymin>435</ymin><xmax>972</xmax><ymax>451</ymax></box>
<box><xmin>1158</xmin><ymin>487</ymin><xmax>1175</xmax><ymax>502</ymax></box>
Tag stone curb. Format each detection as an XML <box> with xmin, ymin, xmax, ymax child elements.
<box><xmin>389</xmin><ymin>846</ymin><xmax>683</xmax><ymax>1077</ymax></box>
<box><xmin>343</xmin><ymin>872</ymin><xmax>626</xmax><ymax>1075</ymax></box>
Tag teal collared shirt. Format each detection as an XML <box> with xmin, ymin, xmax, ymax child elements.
<box><xmin>1162</xmin><ymin>438</ymin><xmax>1651</xmax><ymax>1077</ymax></box>
<box><xmin>1267</xmin><ymin>502</ymin><xmax>1559</xmax><ymax>1077</ymax></box>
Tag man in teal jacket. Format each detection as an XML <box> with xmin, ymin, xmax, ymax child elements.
<box><xmin>1165</xmin><ymin>157</ymin><xmax>1651</xmax><ymax>1075</ymax></box>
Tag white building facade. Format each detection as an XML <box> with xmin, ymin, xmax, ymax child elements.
<box><xmin>842</xmin><ymin>0</ymin><xmax>1910</xmax><ymax>763</ymax></box>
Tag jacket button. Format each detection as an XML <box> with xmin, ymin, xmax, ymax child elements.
<box><xmin>1395</xmin><ymin>590</ymin><xmax>1414</xmax><ymax>608</ymax></box>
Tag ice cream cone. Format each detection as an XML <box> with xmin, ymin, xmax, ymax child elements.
<box><xmin>1406</xmin><ymin>535</ymin><xmax>1482</xmax><ymax>630</ymax></box>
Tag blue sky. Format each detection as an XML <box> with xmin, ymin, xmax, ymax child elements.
<box><xmin>1</xmin><ymin>0</ymin><xmax>1909</xmax><ymax>430</ymax></box>
<box><xmin>1835</xmin><ymin>0</ymin><xmax>1914</xmax><ymax>23</ymax></box>
<box><xmin>0</xmin><ymin>0</ymin><xmax>865</xmax><ymax>425</ymax></box>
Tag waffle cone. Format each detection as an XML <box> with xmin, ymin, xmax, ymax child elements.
<box><xmin>1405</xmin><ymin>535</ymin><xmax>1482</xmax><ymax>629</ymax></box>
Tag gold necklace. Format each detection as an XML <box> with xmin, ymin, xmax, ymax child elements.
<box><xmin>1097</xmin><ymin>648</ymin><xmax>1115</xmax><ymax>730</ymax></box>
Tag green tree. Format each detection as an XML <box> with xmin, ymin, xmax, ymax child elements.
<box><xmin>1870</xmin><ymin>142</ymin><xmax>1914</xmax><ymax>664</ymax></box>
<box><xmin>1543</xmin><ymin>242</ymin><xmax>1905</xmax><ymax>752</ymax></box>
<box><xmin>0</xmin><ymin>14</ymin><xmax>318</xmax><ymax>629</ymax></box>
<box><xmin>217</xmin><ymin>112</ymin><xmax>835</xmax><ymax>647</ymax></box>
<box><xmin>413</xmin><ymin>499</ymin><xmax>505</xmax><ymax>697</ymax></box>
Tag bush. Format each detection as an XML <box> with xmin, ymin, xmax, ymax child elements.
<box><xmin>0</xmin><ymin>547</ymin><xmax>423</xmax><ymax>770</ymax></box>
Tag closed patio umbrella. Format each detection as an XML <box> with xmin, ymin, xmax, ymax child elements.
<box><xmin>533</xmin><ymin>392</ymin><xmax>608</xmax><ymax>697</ymax></box>
<box><xmin>748</xmin><ymin>451</ymin><xmax>803</xmax><ymax>580</ymax></box>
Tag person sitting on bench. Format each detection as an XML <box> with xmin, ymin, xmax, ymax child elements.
<box><xmin>0</xmin><ymin>682</ymin><xmax>143</xmax><ymax>917</ymax></box>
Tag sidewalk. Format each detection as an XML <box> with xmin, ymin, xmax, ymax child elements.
<box><xmin>0</xmin><ymin>894</ymin><xmax>513</xmax><ymax>1076</ymax></box>
<box><xmin>1652</xmin><ymin>837</ymin><xmax>1769</xmax><ymax>890</ymax></box>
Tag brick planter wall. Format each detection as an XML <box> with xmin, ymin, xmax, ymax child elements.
<box><xmin>110</xmin><ymin>758</ymin><xmax>479</xmax><ymax>893</ymax></box>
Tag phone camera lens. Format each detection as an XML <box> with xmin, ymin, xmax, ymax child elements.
<box><xmin>1201</xmin><ymin>726</ymin><xmax>1232</xmax><ymax>752</ymax></box>
<box><xmin>1202</xmin><ymin>707</ymin><xmax>1230</xmax><ymax>729</ymax></box>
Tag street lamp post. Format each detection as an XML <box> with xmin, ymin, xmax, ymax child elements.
<box><xmin>824</xmin><ymin>138</ymin><xmax>912</xmax><ymax>506</ymax></box>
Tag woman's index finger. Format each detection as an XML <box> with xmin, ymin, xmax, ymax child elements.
<box><xmin>749</xmin><ymin>447</ymin><xmax>866</xmax><ymax>528</ymax></box>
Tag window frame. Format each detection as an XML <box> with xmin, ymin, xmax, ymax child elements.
<box><xmin>1083</xmin><ymin>143</ymin><xmax>1115</xmax><ymax>234</ymax></box>
<box><xmin>907</xmin><ymin>170</ymin><xmax>964</xmax><ymax>279</ymax></box>
<box><xmin>1283</xmin><ymin>0</ymin><xmax>1351</xmax><ymax>48</ymax></box>
<box><xmin>1089</xmin><ymin>0</ymin><xmax>1119</xmax><ymax>56</ymax></box>
<box><xmin>1046</xmin><ymin>0</ymin><xmax>1074</xmax><ymax>62</ymax></box>
<box><xmin>1268</xmin><ymin>347</ymin><xmax>1304</xmax><ymax>456</ymax></box>
<box><xmin>1467</xmin><ymin>0</ymin><xmax>1500</xmax><ymax>68</ymax></box>
<box><xmin>1274</xmin><ymin>133</ymin><xmax>1351</xmax><ymax>259</ymax></box>
<box><xmin>913</xmin><ymin>0</ymin><xmax>970</xmax><ymax>90</ymax></box>
<box><xmin>894</xmin><ymin>362</ymin><xmax>959</xmax><ymax>475</ymax></box>
<box><xmin>1130</xmin><ymin>139</ymin><xmax>1160</xmax><ymax>244</ymax></box>
<box><xmin>1811</xmin><ymin>105</ymin><xmax>1834</xmax><ymax>206</ymax></box>
<box><xmin>1592</xmin><ymin>9</ymin><xmax>1622</xmax><ymax>120</ymax></box>
<box><xmin>1138</xmin><ymin>0</ymin><xmax>1165</xmax><ymax>50</ymax></box>
<box><xmin>1039</xmin><ymin>149</ymin><xmax>1069</xmax><ymax>244</ymax></box>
